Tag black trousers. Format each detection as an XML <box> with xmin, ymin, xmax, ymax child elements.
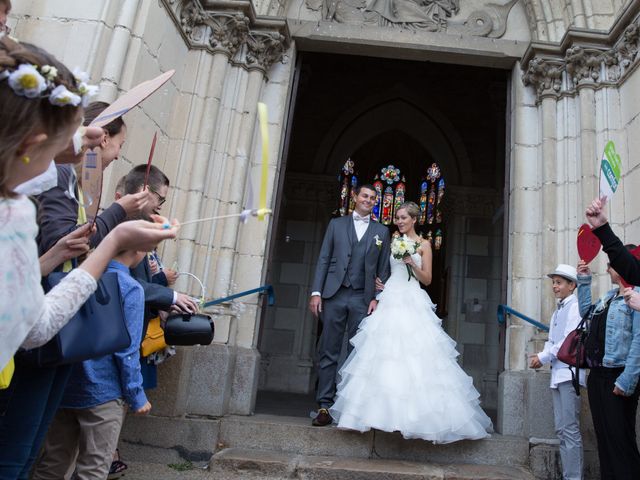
<box><xmin>587</xmin><ymin>367</ymin><xmax>640</xmax><ymax>480</ymax></box>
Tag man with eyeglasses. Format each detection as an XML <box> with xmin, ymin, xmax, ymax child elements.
<box><xmin>117</xmin><ymin>164</ymin><xmax>199</xmax><ymax>316</ymax></box>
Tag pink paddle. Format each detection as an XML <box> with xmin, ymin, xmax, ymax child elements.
<box><xmin>577</xmin><ymin>223</ymin><xmax>601</xmax><ymax>264</ymax></box>
<box><xmin>90</xmin><ymin>70</ymin><xmax>175</xmax><ymax>128</ymax></box>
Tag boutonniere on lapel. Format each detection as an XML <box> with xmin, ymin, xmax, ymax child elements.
<box><xmin>374</xmin><ymin>234</ymin><xmax>382</xmax><ymax>250</ymax></box>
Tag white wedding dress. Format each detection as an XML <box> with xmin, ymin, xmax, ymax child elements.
<box><xmin>330</xmin><ymin>252</ymin><xmax>493</xmax><ymax>443</ymax></box>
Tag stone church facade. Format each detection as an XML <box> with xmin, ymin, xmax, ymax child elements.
<box><xmin>9</xmin><ymin>0</ymin><xmax>640</xmax><ymax>475</ymax></box>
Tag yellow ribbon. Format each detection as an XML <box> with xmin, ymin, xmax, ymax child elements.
<box><xmin>257</xmin><ymin>102</ymin><xmax>269</xmax><ymax>221</ymax></box>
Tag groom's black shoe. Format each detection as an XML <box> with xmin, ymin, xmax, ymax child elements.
<box><xmin>312</xmin><ymin>408</ymin><xmax>333</xmax><ymax>427</ymax></box>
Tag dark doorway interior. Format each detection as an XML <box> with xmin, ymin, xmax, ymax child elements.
<box><xmin>256</xmin><ymin>51</ymin><xmax>508</xmax><ymax>419</ymax></box>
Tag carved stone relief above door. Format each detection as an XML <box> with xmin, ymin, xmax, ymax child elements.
<box><xmin>304</xmin><ymin>0</ymin><xmax>519</xmax><ymax>38</ymax></box>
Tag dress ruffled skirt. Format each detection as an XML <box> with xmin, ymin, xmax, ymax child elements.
<box><xmin>330</xmin><ymin>273</ymin><xmax>493</xmax><ymax>444</ymax></box>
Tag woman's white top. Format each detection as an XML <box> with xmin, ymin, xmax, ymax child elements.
<box><xmin>0</xmin><ymin>195</ymin><xmax>96</xmax><ymax>370</ymax></box>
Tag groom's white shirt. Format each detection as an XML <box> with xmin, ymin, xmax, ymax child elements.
<box><xmin>311</xmin><ymin>212</ymin><xmax>370</xmax><ymax>297</ymax></box>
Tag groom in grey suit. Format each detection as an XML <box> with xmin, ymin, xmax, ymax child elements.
<box><xmin>309</xmin><ymin>184</ymin><xmax>391</xmax><ymax>426</ymax></box>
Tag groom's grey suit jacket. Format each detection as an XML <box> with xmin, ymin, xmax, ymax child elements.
<box><xmin>312</xmin><ymin>215</ymin><xmax>391</xmax><ymax>304</ymax></box>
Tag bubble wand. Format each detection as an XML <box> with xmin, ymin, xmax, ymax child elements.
<box><xmin>164</xmin><ymin>102</ymin><xmax>272</xmax><ymax>229</ymax></box>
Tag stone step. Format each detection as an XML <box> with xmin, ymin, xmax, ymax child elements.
<box><xmin>210</xmin><ymin>448</ymin><xmax>537</xmax><ymax>480</ymax></box>
<box><xmin>217</xmin><ymin>414</ymin><xmax>530</xmax><ymax>468</ymax></box>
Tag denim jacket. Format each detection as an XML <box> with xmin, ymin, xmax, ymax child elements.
<box><xmin>577</xmin><ymin>273</ymin><xmax>640</xmax><ymax>395</ymax></box>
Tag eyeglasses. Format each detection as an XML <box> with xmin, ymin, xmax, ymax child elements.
<box><xmin>148</xmin><ymin>186</ymin><xmax>166</xmax><ymax>206</ymax></box>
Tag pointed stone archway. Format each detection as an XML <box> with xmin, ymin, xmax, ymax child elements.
<box><xmin>257</xmin><ymin>53</ymin><xmax>508</xmax><ymax>422</ymax></box>
<box><xmin>312</xmin><ymin>93</ymin><xmax>473</xmax><ymax>186</ymax></box>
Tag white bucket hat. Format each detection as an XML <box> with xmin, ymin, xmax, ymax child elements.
<box><xmin>547</xmin><ymin>264</ymin><xmax>577</xmax><ymax>284</ymax></box>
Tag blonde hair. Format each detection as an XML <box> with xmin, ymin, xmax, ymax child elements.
<box><xmin>397</xmin><ymin>201</ymin><xmax>420</xmax><ymax>219</ymax></box>
<box><xmin>0</xmin><ymin>37</ymin><xmax>81</xmax><ymax>197</ymax></box>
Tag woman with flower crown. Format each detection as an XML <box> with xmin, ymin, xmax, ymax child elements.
<box><xmin>330</xmin><ymin>201</ymin><xmax>493</xmax><ymax>443</ymax></box>
<box><xmin>0</xmin><ymin>37</ymin><xmax>177</xmax><ymax>477</ymax></box>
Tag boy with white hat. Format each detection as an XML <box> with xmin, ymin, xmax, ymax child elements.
<box><xmin>529</xmin><ymin>264</ymin><xmax>584</xmax><ymax>480</ymax></box>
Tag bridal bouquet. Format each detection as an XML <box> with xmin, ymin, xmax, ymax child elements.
<box><xmin>391</xmin><ymin>235</ymin><xmax>421</xmax><ymax>281</ymax></box>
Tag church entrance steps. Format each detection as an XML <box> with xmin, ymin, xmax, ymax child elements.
<box><xmin>119</xmin><ymin>414</ymin><xmax>559</xmax><ymax>478</ymax></box>
<box><xmin>217</xmin><ymin>414</ymin><xmax>531</xmax><ymax>468</ymax></box>
<box><xmin>210</xmin><ymin>448</ymin><xmax>536</xmax><ymax>479</ymax></box>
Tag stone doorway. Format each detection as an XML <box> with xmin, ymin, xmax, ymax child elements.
<box><xmin>256</xmin><ymin>52</ymin><xmax>508</xmax><ymax>420</ymax></box>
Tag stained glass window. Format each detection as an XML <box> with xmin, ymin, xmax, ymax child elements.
<box><xmin>337</xmin><ymin>159</ymin><xmax>357</xmax><ymax>216</ymax></box>
<box><xmin>335</xmin><ymin>160</ymin><xmax>445</xmax><ymax>250</ymax></box>
<box><xmin>419</xmin><ymin>162</ymin><xmax>445</xmax><ymax>250</ymax></box>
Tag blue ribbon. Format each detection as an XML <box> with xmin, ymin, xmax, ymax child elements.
<box><xmin>202</xmin><ymin>285</ymin><xmax>275</xmax><ymax>308</ymax></box>
<box><xmin>497</xmin><ymin>304</ymin><xmax>549</xmax><ymax>332</ymax></box>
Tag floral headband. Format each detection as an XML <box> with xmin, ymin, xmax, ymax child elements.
<box><xmin>0</xmin><ymin>62</ymin><xmax>98</xmax><ymax>107</ymax></box>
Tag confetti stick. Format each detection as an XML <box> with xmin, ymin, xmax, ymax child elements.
<box><xmin>143</xmin><ymin>132</ymin><xmax>158</xmax><ymax>189</ymax></box>
<box><xmin>257</xmin><ymin>102</ymin><xmax>269</xmax><ymax>221</ymax></box>
<box><xmin>176</xmin><ymin>208</ymin><xmax>273</xmax><ymax>228</ymax></box>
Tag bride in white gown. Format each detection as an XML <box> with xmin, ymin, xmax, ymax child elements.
<box><xmin>330</xmin><ymin>201</ymin><xmax>493</xmax><ymax>443</ymax></box>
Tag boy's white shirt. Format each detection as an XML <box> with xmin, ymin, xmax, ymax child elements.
<box><xmin>538</xmin><ymin>292</ymin><xmax>586</xmax><ymax>388</ymax></box>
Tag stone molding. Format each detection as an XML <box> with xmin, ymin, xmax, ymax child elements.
<box><xmin>161</xmin><ymin>0</ymin><xmax>290</xmax><ymax>72</ymax></box>
<box><xmin>304</xmin><ymin>0</ymin><xmax>519</xmax><ymax>39</ymax></box>
<box><xmin>522</xmin><ymin>0</ymin><xmax>640</xmax><ymax>100</ymax></box>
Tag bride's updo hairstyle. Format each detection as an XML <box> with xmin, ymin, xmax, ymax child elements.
<box><xmin>397</xmin><ymin>201</ymin><xmax>420</xmax><ymax>220</ymax></box>
<box><xmin>0</xmin><ymin>37</ymin><xmax>82</xmax><ymax>196</ymax></box>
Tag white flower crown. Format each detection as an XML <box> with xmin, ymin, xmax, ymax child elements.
<box><xmin>0</xmin><ymin>63</ymin><xmax>98</xmax><ymax>107</ymax></box>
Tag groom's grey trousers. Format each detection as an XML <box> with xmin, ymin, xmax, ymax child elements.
<box><xmin>316</xmin><ymin>286</ymin><xmax>368</xmax><ymax>408</ymax></box>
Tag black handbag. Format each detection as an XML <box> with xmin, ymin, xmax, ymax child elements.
<box><xmin>163</xmin><ymin>313</ymin><xmax>214</xmax><ymax>346</ymax></box>
<box><xmin>24</xmin><ymin>271</ymin><xmax>131</xmax><ymax>367</ymax></box>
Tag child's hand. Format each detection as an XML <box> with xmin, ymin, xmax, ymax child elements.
<box><xmin>576</xmin><ymin>260</ymin><xmax>590</xmax><ymax>276</ymax></box>
<box><xmin>528</xmin><ymin>354</ymin><xmax>542</xmax><ymax>369</ymax></box>
<box><xmin>135</xmin><ymin>401</ymin><xmax>152</xmax><ymax>415</ymax></box>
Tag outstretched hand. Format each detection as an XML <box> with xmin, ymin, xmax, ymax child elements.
<box><xmin>585</xmin><ymin>197</ymin><xmax>608</xmax><ymax>229</ymax></box>
<box><xmin>111</xmin><ymin>215</ymin><xmax>178</xmax><ymax>253</ymax></box>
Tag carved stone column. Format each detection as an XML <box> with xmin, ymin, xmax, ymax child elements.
<box><xmin>508</xmin><ymin>63</ymin><xmax>541</xmax><ymax>371</ymax></box>
<box><xmin>148</xmin><ymin>0</ymin><xmax>290</xmax><ymax>417</ymax></box>
<box><xmin>213</xmin><ymin>30</ymin><xmax>288</xmax><ymax>301</ymax></box>
<box><xmin>97</xmin><ymin>0</ymin><xmax>142</xmax><ymax>102</ymax></box>
<box><xmin>175</xmin><ymin>12</ymin><xmax>250</xmax><ymax>289</ymax></box>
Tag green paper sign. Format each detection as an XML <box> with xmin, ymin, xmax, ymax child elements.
<box><xmin>599</xmin><ymin>141</ymin><xmax>622</xmax><ymax>200</ymax></box>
